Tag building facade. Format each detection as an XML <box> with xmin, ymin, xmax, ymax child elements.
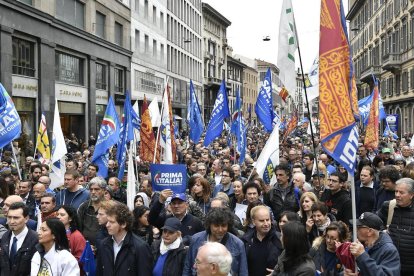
<box><xmin>227</xmin><ymin>55</ymin><xmax>246</xmax><ymax>114</ymax></box>
<box><xmin>202</xmin><ymin>2</ymin><xmax>231</xmax><ymax>122</ymax></box>
<box><xmin>0</xmin><ymin>0</ymin><xmax>132</xmax><ymax>144</ymax></box>
<box><xmin>242</xmin><ymin>65</ymin><xmax>258</xmax><ymax>123</ymax></box>
<box><xmin>348</xmin><ymin>0</ymin><xmax>414</xmax><ymax>136</ymax></box>
<box><xmin>166</xmin><ymin>0</ymin><xmax>203</xmax><ymax>126</ymax></box>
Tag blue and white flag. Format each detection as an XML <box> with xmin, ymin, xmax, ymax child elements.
<box><xmin>116</xmin><ymin>92</ymin><xmax>135</xmax><ymax>180</ymax></box>
<box><xmin>255</xmin><ymin>68</ymin><xmax>274</xmax><ymax>132</ymax></box>
<box><xmin>237</xmin><ymin>118</ymin><xmax>247</xmax><ymax>165</ymax></box>
<box><xmin>231</xmin><ymin>88</ymin><xmax>242</xmax><ymax>135</ymax></box>
<box><xmin>0</xmin><ymin>83</ymin><xmax>21</xmax><ymax>149</ymax></box>
<box><xmin>358</xmin><ymin>91</ymin><xmax>386</xmax><ymax>125</ymax></box>
<box><xmin>203</xmin><ymin>80</ymin><xmax>230</xmax><ymax>147</ymax></box>
<box><xmin>188</xmin><ymin>80</ymin><xmax>204</xmax><ymax>144</ymax></box>
<box><xmin>383</xmin><ymin>123</ymin><xmax>398</xmax><ymax>139</ymax></box>
<box><xmin>92</xmin><ymin>97</ymin><xmax>120</xmax><ymax>178</ymax></box>
<box><xmin>49</xmin><ymin>100</ymin><xmax>67</xmax><ymax>190</ymax></box>
<box><xmin>255</xmin><ymin>122</ymin><xmax>280</xmax><ymax>184</ymax></box>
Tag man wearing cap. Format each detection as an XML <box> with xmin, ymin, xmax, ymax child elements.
<box><xmin>378</xmin><ymin>178</ymin><xmax>414</xmax><ymax>276</ymax></box>
<box><xmin>345</xmin><ymin>212</ymin><xmax>400</xmax><ymax>276</ymax></box>
<box><xmin>151</xmin><ymin>217</ymin><xmax>188</xmax><ymax>276</ymax></box>
<box><xmin>148</xmin><ymin>189</ymin><xmax>203</xmax><ymax>240</ymax></box>
<box><xmin>382</xmin><ymin>148</ymin><xmax>395</xmax><ymax>165</ymax></box>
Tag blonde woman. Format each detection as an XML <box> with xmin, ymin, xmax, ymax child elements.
<box><xmin>298</xmin><ymin>192</ymin><xmax>319</xmax><ymax>225</ymax></box>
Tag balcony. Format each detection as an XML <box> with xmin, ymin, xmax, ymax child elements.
<box><xmin>204</xmin><ymin>51</ymin><xmax>213</xmax><ymax>60</ymax></box>
<box><xmin>359</xmin><ymin>65</ymin><xmax>381</xmax><ymax>83</ymax></box>
<box><xmin>206</xmin><ymin>77</ymin><xmax>221</xmax><ymax>86</ymax></box>
<box><xmin>218</xmin><ymin>57</ymin><xmax>225</xmax><ymax>65</ymax></box>
<box><xmin>382</xmin><ymin>53</ymin><xmax>401</xmax><ymax>72</ymax></box>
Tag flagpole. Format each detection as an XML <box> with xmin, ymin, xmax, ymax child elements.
<box><xmin>295</xmin><ymin>27</ymin><xmax>322</xmax><ymax>187</ymax></box>
<box><xmin>11</xmin><ymin>142</ymin><xmax>22</xmax><ymax>180</ymax></box>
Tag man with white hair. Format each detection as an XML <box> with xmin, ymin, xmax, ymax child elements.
<box><xmin>194</xmin><ymin>242</ymin><xmax>233</xmax><ymax>276</ymax></box>
<box><xmin>293</xmin><ymin>172</ymin><xmax>312</xmax><ymax>192</ymax></box>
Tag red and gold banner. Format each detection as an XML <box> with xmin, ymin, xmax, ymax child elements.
<box><xmin>140</xmin><ymin>95</ymin><xmax>158</xmax><ymax>163</ymax></box>
<box><xmin>364</xmin><ymin>83</ymin><xmax>379</xmax><ymax>149</ymax></box>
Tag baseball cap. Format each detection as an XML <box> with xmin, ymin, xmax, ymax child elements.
<box><xmin>382</xmin><ymin>148</ymin><xmax>391</xmax><ymax>154</ymax></box>
<box><xmin>350</xmin><ymin>212</ymin><xmax>384</xmax><ymax>231</ymax></box>
<box><xmin>162</xmin><ymin>217</ymin><xmax>181</xmax><ymax>232</ymax></box>
<box><xmin>312</xmin><ymin>172</ymin><xmax>325</xmax><ymax>178</ymax></box>
<box><xmin>170</xmin><ymin>193</ymin><xmax>187</xmax><ymax>202</ymax></box>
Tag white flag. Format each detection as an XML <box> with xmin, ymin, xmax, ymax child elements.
<box><xmin>127</xmin><ymin>143</ymin><xmax>136</xmax><ymax>211</ymax></box>
<box><xmin>49</xmin><ymin>100</ymin><xmax>67</xmax><ymax>190</ymax></box>
<box><xmin>305</xmin><ymin>56</ymin><xmax>319</xmax><ymax>102</ymax></box>
<box><xmin>148</xmin><ymin>97</ymin><xmax>161</xmax><ymax>127</ymax></box>
<box><xmin>255</xmin><ymin>123</ymin><xmax>280</xmax><ymax>185</ymax></box>
<box><xmin>159</xmin><ymin>86</ymin><xmax>173</xmax><ymax>164</ymax></box>
<box><xmin>277</xmin><ymin>0</ymin><xmax>298</xmax><ymax>96</ymax></box>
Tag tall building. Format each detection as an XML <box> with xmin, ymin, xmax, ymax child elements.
<box><xmin>0</xmin><ymin>0</ymin><xmax>132</xmax><ymax>143</ymax></box>
<box><xmin>202</xmin><ymin>2</ymin><xmax>231</xmax><ymax>122</ymax></box>
<box><xmin>242</xmin><ymin>65</ymin><xmax>258</xmax><ymax>123</ymax></box>
<box><xmin>227</xmin><ymin>55</ymin><xmax>246</xmax><ymax>114</ymax></box>
<box><xmin>347</xmin><ymin>0</ymin><xmax>414</xmax><ymax>136</ymax></box>
<box><xmin>166</xmin><ymin>0</ymin><xmax>203</xmax><ymax>126</ymax></box>
<box><xmin>131</xmin><ymin>0</ymin><xmax>167</xmax><ymax>106</ymax></box>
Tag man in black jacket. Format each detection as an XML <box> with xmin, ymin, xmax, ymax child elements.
<box><xmin>320</xmin><ymin>172</ymin><xmax>352</xmax><ymax>225</ymax></box>
<box><xmin>242</xmin><ymin>206</ymin><xmax>282</xmax><ymax>276</ymax></box>
<box><xmin>96</xmin><ymin>202</ymin><xmax>152</xmax><ymax>276</ymax></box>
<box><xmin>0</xmin><ymin>202</ymin><xmax>38</xmax><ymax>276</ymax></box>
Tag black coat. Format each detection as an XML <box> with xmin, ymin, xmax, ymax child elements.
<box><xmin>320</xmin><ymin>189</ymin><xmax>352</xmax><ymax>225</ymax></box>
<box><xmin>96</xmin><ymin>231</ymin><xmax>153</xmax><ymax>276</ymax></box>
<box><xmin>151</xmin><ymin>239</ymin><xmax>188</xmax><ymax>276</ymax></box>
<box><xmin>0</xmin><ymin>229</ymin><xmax>38</xmax><ymax>276</ymax></box>
<box><xmin>263</xmin><ymin>184</ymin><xmax>301</xmax><ymax>221</ymax></box>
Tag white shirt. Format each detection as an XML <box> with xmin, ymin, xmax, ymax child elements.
<box><xmin>360</xmin><ymin>181</ymin><xmax>374</xmax><ymax>189</ymax></box>
<box><xmin>10</xmin><ymin>226</ymin><xmax>28</xmax><ymax>255</ymax></box>
<box><xmin>112</xmin><ymin>233</ymin><xmax>127</xmax><ymax>263</ymax></box>
<box><xmin>214</xmin><ymin>173</ymin><xmax>222</xmax><ymax>185</ymax></box>
<box><xmin>31</xmin><ymin>244</ymin><xmax>80</xmax><ymax>276</ymax></box>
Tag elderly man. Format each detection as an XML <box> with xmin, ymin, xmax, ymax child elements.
<box><xmin>183</xmin><ymin>208</ymin><xmax>248</xmax><ymax>276</ymax></box>
<box><xmin>242</xmin><ymin>206</ymin><xmax>282</xmax><ymax>276</ymax></box>
<box><xmin>378</xmin><ymin>178</ymin><xmax>414</xmax><ymax>276</ymax></box>
<box><xmin>148</xmin><ymin>190</ymin><xmax>203</xmax><ymax>240</ymax></box>
<box><xmin>77</xmin><ymin>176</ymin><xmax>106</xmax><ymax>246</ymax></box>
<box><xmin>292</xmin><ymin>172</ymin><xmax>311</xmax><ymax>192</ymax></box>
<box><xmin>37</xmin><ymin>175</ymin><xmax>54</xmax><ymax>194</ymax></box>
<box><xmin>108</xmin><ymin>177</ymin><xmax>126</xmax><ymax>204</ymax></box>
<box><xmin>345</xmin><ymin>212</ymin><xmax>400</xmax><ymax>276</ymax></box>
<box><xmin>194</xmin><ymin>242</ymin><xmax>233</xmax><ymax>276</ymax></box>
<box><xmin>401</xmin><ymin>145</ymin><xmax>414</xmax><ymax>164</ymax></box>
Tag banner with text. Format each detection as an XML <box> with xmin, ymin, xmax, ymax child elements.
<box><xmin>150</xmin><ymin>164</ymin><xmax>187</xmax><ymax>193</ymax></box>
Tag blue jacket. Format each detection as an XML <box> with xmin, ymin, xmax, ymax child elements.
<box><xmin>183</xmin><ymin>231</ymin><xmax>248</xmax><ymax>276</ymax></box>
<box><xmin>355</xmin><ymin>232</ymin><xmax>400</xmax><ymax>276</ymax></box>
<box><xmin>55</xmin><ymin>188</ymin><xmax>90</xmax><ymax>210</ymax></box>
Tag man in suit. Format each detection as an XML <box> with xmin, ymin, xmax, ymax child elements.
<box><xmin>0</xmin><ymin>195</ymin><xmax>36</xmax><ymax>231</ymax></box>
<box><xmin>0</xmin><ymin>202</ymin><xmax>38</xmax><ymax>275</ymax></box>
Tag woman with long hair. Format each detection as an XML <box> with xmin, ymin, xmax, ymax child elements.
<box><xmin>271</xmin><ymin>221</ymin><xmax>316</xmax><ymax>275</ymax></box>
<box><xmin>229</xmin><ymin>180</ymin><xmax>244</xmax><ymax>211</ymax></box>
<box><xmin>31</xmin><ymin>218</ymin><xmax>79</xmax><ymax>275</ymax></box>
<box><xmin>190</xmin><ymin>177</ymin><xmax>211</xmax><ymax>214</ymax></box>
<box><xmin>132</xmin><ymin>205</ymin><xmax>157</xmax><ymax>245</ymax></box>
<box><xmin>299</xmin><ymin>192</ymin><xmax>319</xmax><ymax>224</ymax></box>
<box><xmin>56</xmin><ymin>205</ymin><xmax>86</xmax><ymax>273</ymax></box>
<box><xmin>310</xmin><ymin>221</ymin><xmax>350</xmax><ymax>275</ymax></box>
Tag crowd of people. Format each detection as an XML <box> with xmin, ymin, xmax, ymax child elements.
<box><xmin>0</xmin><ymin>128</ymin><xmax>412</xmax><ymax>276</ymax></box>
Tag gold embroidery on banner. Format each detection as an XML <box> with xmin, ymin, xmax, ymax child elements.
<box><xmin>320</xmin><ymin>0</ymin><xmax>335</xmax><ymax>29</ymax></box>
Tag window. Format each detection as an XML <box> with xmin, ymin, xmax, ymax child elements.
<box><xmin>56</xmin><ymin>0</ymin><xmax>85</xmax><ymax>29</ymax></box>
<box><xmin>135</xmin><ymin>30</ymin><xmax>140</xmax><ymax>51</ymax></box>
<box><xmin>18</xmin><ymin>0</ymin><xmax>32</xmax><ymax>5</ymax></box>
<box><xmin>410</xmin><ymin>68</ymin><xmax>414</xmax><ymax>89</ymax></box>
<box><xmin>144</xmin><ymin>0</ymin><xmax>149</xmax><ymax>18</ymax></box>
<box><xmin>153</xmin><ymin>39</ymin><xmax>157</xmax><ymax>57</ymax></box>
<box><xmin>114</xmin><ymin>68</ymin><xmax>124</xmax><ymax>93</ymax></box>
<box><xmin>95</xmin><ymin>12</ymin><xmax>105</xmax><ymax>38</ymax></box>
<box><xmin>145</xmin><ymin>35</ymin><xmax>149</xmax><ymax>53</ymax></box>
<box><xmin>396</xmin><ymin>74</ymin><xmax>401</xmax><ymax>95</ymax></box>
<box><xmin>114</xmin><ymin>22</ymin><xmax>123</xmax><ymax>46</ymax></box>
<box><xmin>12</xmin><ymin>37</ymin><xmax>35</xmax><ymax>77</ymax></box>
<box><xmin>160</xmin><ymin>43</ymin><xmax>164</xmax><ymax>62</ymax></box>
<box><xmin>96</xmin><ymin>63</ymin><xmax>107</xmax><ymax>90</ymax></box>
<box><xmin>160</xmin><ymin>12</ymin><xmax>164</xmax><ymax>30</ymax></box>
<box><xmin>153</xmin><ymin>6</ymin><xmax>157</xmax><ymax>24</ymax></box>
<box><xmin>402</xmin><ymin>71</ymin><xmax>408</xmax><ymax>92</ymax></box>
<box><xmin>55</xmin><ymin>52</ymin><xmax>84</xmax><ymax>85</ymax></box>
<box><xmin>388</xmin><ymin>77</ymin><xmax>394</xmax><ymax>97</ymax></box>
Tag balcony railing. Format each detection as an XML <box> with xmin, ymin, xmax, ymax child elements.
<box><xmin>382</xmin><ymin>53</ymin><xmax>401</xmax><ymax>71</ymax></box>
<box><xmin>359</xmin><ymin>65</ymin><xmax>381</xmax><ymax>83</ymax></box>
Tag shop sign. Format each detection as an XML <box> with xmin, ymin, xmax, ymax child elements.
<box><xmin>55</xmin><ymin>83</ymin><xmax>87</xmax><ymax>103</ymax></box>
<box><xmin>96</xmin><ymin>89</ymin><xmax>109</xmax><ymax>105</ymax></box>
<box><xmin>12</xmin><ymin>76</ymin><xmax>38</xmax><ymax>98</ymax></box>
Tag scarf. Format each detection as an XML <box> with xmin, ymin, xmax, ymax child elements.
<box><xmin>159</xmin><ymin>236</ymin><xmax>182</xmax><ymax>255</ymax></box>
<box><xmin>317</xmin><ymin>216</ymin><xmax>331</xmax><ymax>233</ymax></box>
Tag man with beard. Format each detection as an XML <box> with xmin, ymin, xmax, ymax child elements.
<box><xmin>29</xmin><ymin>164</ymin><xmax>42</xmax><ymax>186</ymax></box>
<box><xmin>242</xmin><ymin>206</ymin><xmax>282</xmax><ymax>276</ymax></box>
<box><xmin>77</xmin><ymin>176</ymin><xmax>106</xmax><ymax>245</ymax></box>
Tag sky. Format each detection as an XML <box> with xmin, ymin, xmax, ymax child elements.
<box><xmin>203</xmin><ymin>0</ymin><xmax>349</xmax><ymax>73</ymax></box>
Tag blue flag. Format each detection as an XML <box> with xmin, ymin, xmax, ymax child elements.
<box><xmin>383</xmin><ymin>123</ymin><xmax>398</xmax><ymax>139</ymax></box>
<box><xmin>117</xmin><ymin>92</ymin><xmax>135</xmax><ymax>180</ymax></box>
<box><xmin>203</xmin><ymin>80</ymin><xmax>230</xmax><ymax>147</ymax></box>
<box><xmin>188</xmin><ymin>80</ymin><xmax>204</xmax><ymax>144</ymax></box>
<box><xmin>358</xmin><ymin>91</ymin><xmax>386</xmax><ymax>125</ymax></box>
<box><xmin>80</xmin><ymin>240</ymin><xmax>96</xmax><ymax>276</ymax></box>
<box><xmin>238</xmin><ymin>118</ymin><xmax>247</xmax><ymax>165</ymax></box>
<box><xmin>231</xmin><ymin>88</ymin><xmax>242</xmax><ymax>135</ymax></box>
<box><xmin>255</xmin><ymin>68</ymin><xmax>274</xmax><ymax>132</ymax></box>
<box><xmin>0</xmin><ymin>83</ymin><xmax>21</xmax><ymax>149</ymax></box>
<box><xmin>131</xmin><ymin>106</ymin><xmax>141</xmax><ymax>132</ymax></box>
<box><xmin>91</xmin><ymin>97</ymin><xmax>120</xmax><ymax>178</ymax></box>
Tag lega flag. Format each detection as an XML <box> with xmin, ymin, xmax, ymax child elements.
<box><xmin>255</xmin><ymin>123</ymin><xmax>280</xmax><ymax>185</ymax></box>
<box><xmin>0</xmin><ymin>83</ymin><xmax>21</xmax><ymax>149</ymax></box>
